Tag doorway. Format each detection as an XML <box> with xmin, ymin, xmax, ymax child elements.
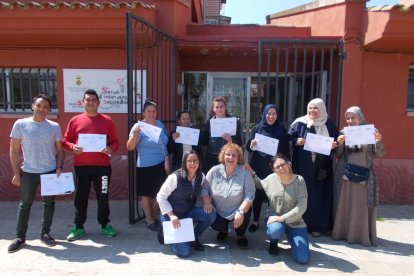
<box><xmin>184</xmin><ymin>72</ymin><xmax>251</xmax><ymax>146</ymax></box>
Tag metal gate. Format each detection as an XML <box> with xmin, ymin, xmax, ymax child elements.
<box><xmin>256</xmin><ymin>39</ymin><xmax>344</xmax><ymax>127</ymax></box>
<box><xmin>126</xmin><ymin>12</ymin><xmax>177</xmax><ymax>224</ymax></box>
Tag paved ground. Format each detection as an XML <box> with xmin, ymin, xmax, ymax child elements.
<box><xmin>0</xmin><ymin>200</ymin><xmax>413</xmax><ymax>275</ymax></box>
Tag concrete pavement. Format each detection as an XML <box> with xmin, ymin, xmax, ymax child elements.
<box><xmin>0</xmin><ymin>200</ymin><xmax>413</xmax><ymax>275</ymax></box>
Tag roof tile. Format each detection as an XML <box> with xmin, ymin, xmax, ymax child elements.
<box><xmin>367</xmin><ymin>4</ymin><xmax>413</xmax><ymax>12</ymax></box>
<box><xmin>0</xmin><ymin>0</ymin><xmax>154</xmax><ymax>9</ymax></box>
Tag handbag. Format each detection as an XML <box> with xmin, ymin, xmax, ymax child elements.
<box><xmin>342</xmin><ymin>146</ymin><xmax>370</xmax><ymax>185</ymax></box>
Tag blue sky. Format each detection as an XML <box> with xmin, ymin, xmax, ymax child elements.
<box><xmin>222</xmin><ymin>0</ymin><xmax>400</xmax><ymax>24</ymax></box>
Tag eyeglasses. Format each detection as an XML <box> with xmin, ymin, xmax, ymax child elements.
<box><xmin>186</xmin><ymin>160</ymin><xmax>199</xmax><ymax>164</ymax></box>
<box><xmin>274</xmin><ymin>163</ymin><xmax>287</xmax><ymax>170</ymax></box>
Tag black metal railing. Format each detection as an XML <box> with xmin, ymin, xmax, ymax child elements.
<box><xmin>0</xmin><ymin>68</ymin><xmax>57</xmax><ymax>112</ymax></box>
<box><xmin>257</xmin><ymin>39</ymin><xmax>344</xmax><ymax>127</ymax></box>
<box><xmin>126</xmin><ymin>12</ymin><xmax>177</xmax><ymax>224</ymax></box>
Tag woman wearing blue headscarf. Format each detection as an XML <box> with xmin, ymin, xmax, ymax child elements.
<box><xmin>246</xmin><ymin>104</ymin><xmax>290</xmax><ymax>232</ymax></box>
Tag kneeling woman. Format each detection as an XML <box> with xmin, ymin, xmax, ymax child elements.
<box><xmin>202</xmin><ymin>143</ymin><xmax>255</xmax><ymax>250</ymax></box>
<box><xmin>156</xmin><ymin>150</ymin><xmax>216</xmax><ymax>258</ymax></box>
<box><xmin>247</xmin><ymin>154</ymin><xmax>310</xmax><ymax>264</ymax></box>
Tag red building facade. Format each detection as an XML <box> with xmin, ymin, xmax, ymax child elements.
<box><xmin>0</xmin><ymin>0</ymin><xmax>413</xmax><ymax>204</ymax></box>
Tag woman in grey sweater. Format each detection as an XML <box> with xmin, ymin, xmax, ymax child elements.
<box><xmin>246</xmin><ymin>153</ymin><xmax>309</xmax><ymax>264</ymax></box>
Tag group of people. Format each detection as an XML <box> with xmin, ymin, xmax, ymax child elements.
<box><xmin>8</xmin><ymin>90</ymin><xmax>119</xmax><ymax>253</ymax></box>
<box><xmin>151</xmin><ymin>96</ymin><xmax>384</xmax><ymax>263</ymax></box>
<box><xmin>8</xmin><ymin>92</ymin><xmax>384</xmax><ymax>265</ymax></box>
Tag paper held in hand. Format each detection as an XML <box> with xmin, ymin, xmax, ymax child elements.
<box><xmin>162</xmin><ymin>218</ymin><xmax>195</xmax><ymax>244</ymax></box>
<box><xmin>41</xmin><ymin>172</ymin><xmax>75</xmax><ymax>196</ymax></box>
<box><xmin>210</xmin><ymin>117</ymin><xmax>237</xmax><ymax>137</ymax></box>
<box><xmin>252</xmin><ymin>133</ymin><xmax>279</xmax><ymax>156</ymax></box>
<box><xmin>343</xmin><ymin>124</ymin><xmax>376</xmax><ymax>146</ymax></box>
<box><xmin>303</xmin><ymin>133</ymin><xmax>334</xmax><ymax>156</ymax></box>
<box><xmin>137</xmin><ymin>120</ymin><xmax>162</xmax><ymax>143</ymax></box>
<box><xmin>175</xmin><ymin>126</ymin><xmax>200</xmax><ymax>146</ymax></box>
<box><xmin>78</xmin><ymin>134</ymin><xmax>107</xmax><ymax>152</ymax></box>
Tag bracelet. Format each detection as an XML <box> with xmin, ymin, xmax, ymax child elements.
<box><xmin>251</xmin><ymin>171</ymin><xmax>256</xmax><ymax>177</ymax></box>
<box><xmin>236</xmin><ymin>209</ymin><xmax>245</xmax><ymax>216</ymax></box>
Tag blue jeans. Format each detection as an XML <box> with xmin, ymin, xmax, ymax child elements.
<box><xmin>266</xmin><ymin>217</ymin><xmax>310</xmax><ymax>264</ymax></box>
<box><xmin>160</xmin><ymin>207</ymin><xmax>216</xmax><ymax>258</ymax></box>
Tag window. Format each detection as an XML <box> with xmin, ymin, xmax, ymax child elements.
<box><xmin>407</xmin><ymin>66</ymin><xmax>414</xmax><ymax>112</ymax></box>
<box><xmin>0</xmin><ymin>68</ymin><xmax>57</xmax><ymax>112</ymax></box>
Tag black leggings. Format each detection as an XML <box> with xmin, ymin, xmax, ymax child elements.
<box><xmin>211</xmin><ymin>209</ymin><xmax>252</xmax><ymax>237</ymax></box>
<box><xmin>251</xmin><ymin>189</ymin><xmax>268</xmax><ymax>222</ymax></box>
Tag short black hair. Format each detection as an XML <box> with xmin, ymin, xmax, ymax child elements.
<box><xmin>83</xmin><ymin>89</ymin><xmax>100</xmax><ymax>102</ymax></box>
<box><xmin>177</xmin><ymin>110</ymin><xmax>190</xmax><ymax>120</ymax></box>
<box><xmin>32</xmin><ymin>94</ymin><xmax>52</xmax><ymax>109</ymax></box>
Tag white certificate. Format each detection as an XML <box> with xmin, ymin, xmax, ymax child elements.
<box><xmin>78</xmin><ymin>134</ymin><xmax>107</xmax><ymax>152</ymax></box>
<box><xmin>210</xmin><ymin>117</ymin><xmax>237</xmax><ymax>137</ymax></box>
<box><xmin>252</xmin><ymin>133</ymin><xmax>279</xmax><ymax>156</ymax></box>
<box><xmin>137</xmin><ymin>121</ymin><xmax>162</xmax><ymax>143</ymax></box>
<box><xmin>343</xmin><ymin>124</ymin><xmax>376</xmax><ymax>146</ymax></box>
<box><xmin>41</xmin><ymin>172</ymin><xmax>75</xmax><ymax>196</ymax></box>
<box><xmin>175</xmin><ymin>126</ymin><xmax>200</xmax><ymax>146</ymax></box>
<box><xmin>162</xmin><ymin>218</ymin><xmax>195</xmax><ymax>244</ymax></box>
<box><xmin>304</xmin><ymin>133</ymin><xmax>334</xmax><ymax>156</ymax></box>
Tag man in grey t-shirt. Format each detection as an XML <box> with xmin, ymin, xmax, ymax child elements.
<box><xmin>8</xmin><ymin>94</ymin><xmax>64</xmax><ymax>253</ymax></box>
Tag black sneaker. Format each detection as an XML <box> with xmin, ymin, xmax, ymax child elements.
<box><xmin>268</xmin><ymin>242</ymin><xmax>279</xmax><ymax>255</ymax></box>
<box><xmin>41</xmin><ymin>234</ymin><xmax>57</xmax><ymax>247</ymax></box>
<box><xmin>192</xmin><ymin>239</ymin><xmax>204</xmax><ymax>251</ymax></box>
<box><xmin>216</xmin><ymin>232</ymin><xmax>228</xmax><ymax>243</ymax></box>
<box><xmin>8</xmin><ymin>238</ymin><xmax>25</xmax><ymax>253</ymax></box>
<box><xmin>248</xmin><ymin>223</ymin><xmax>259</xmax><ymax>233</ymax></box>
<box><xmin>236</xmin><ymin>237</ymin><xmax>248</xmax><ymax>250</ymax></box>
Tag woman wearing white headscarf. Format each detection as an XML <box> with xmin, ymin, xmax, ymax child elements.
<box><xmin>288</xmin><ymin>98</ymin><xmax>338</xmax><ymax>237</ymax></box>
<box><xmin>332</xmin><ymin>106</ymin><xmax>384</xmax><ymax>246</ymax></box>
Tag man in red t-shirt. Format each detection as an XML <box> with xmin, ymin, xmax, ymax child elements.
<box><xmin>63</xmin><ymin>89</ymin><xmax>119</xmax><ymax>241</ymax></box>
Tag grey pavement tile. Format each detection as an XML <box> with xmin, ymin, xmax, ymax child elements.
<box><xmin>384</xmin><ymin>261</ymin><xmax>414</xmax><ymax>275</ymax></box>
<box><xmin>346</xmin><ymin>261</ymin><xmax>395</xmax><ymax>274</ymax></box>
<box><xmin>0</xmin><ymin>201</ymin><xmax>413</xmax><ymax>275</ymax></box>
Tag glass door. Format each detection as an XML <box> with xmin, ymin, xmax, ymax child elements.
<box><xmin>184</xmin><ymin>72</ymin><xmax>252</xmax><ymax>156</ymax></box>
<box><xmin>208</xmin><ymin>74</ymin><xmax>250</xmax><ymax>146</ymax></box>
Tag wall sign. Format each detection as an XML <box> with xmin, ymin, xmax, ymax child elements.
<box><xmin>63</xmin><ymin>68</ymin><xmax>146</xmax><ymax>113</ymax></box>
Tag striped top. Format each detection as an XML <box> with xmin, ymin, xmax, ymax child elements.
<box><xmin>201</xmin><ymin>164</ymin><xmax>255</xmax><ymax>220</ymax></box>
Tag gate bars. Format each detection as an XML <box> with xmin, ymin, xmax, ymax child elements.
<box><xmin>257</xmin><ymin>39</ymin><xmax>344</xmax><ymax>126</ymax></box>
<box><xmin>126</xmin><ymin>12</ymin><xmax>177</xmax><ymax>224</ymax></box>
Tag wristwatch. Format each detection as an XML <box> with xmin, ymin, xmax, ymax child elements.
<box><xmin>236</xmin><ymin>209</ymin><xmax>245</xmax><ymax>216</ymax></box>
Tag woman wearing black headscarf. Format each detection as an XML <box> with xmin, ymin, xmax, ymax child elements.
<box><xmin>246</xmin><ymin>104</ymin><xmax>290</xmax><ymax>232</ymax></box>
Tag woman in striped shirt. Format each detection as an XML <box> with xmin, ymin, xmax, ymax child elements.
<box><xmin>201</xmin><ymin>143</ymin><xmax>255</xmax><ymax>249</ymax></box>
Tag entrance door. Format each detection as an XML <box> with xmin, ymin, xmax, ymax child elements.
<box><xmin>208</xmin><ymin>74</ymin><xmax>250</xmax><ymax>145</ymax></box>
<box><xmin>184</xmin><ymin>72</ymin><xmax>251</xmax><ymax>146</ymax></box>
